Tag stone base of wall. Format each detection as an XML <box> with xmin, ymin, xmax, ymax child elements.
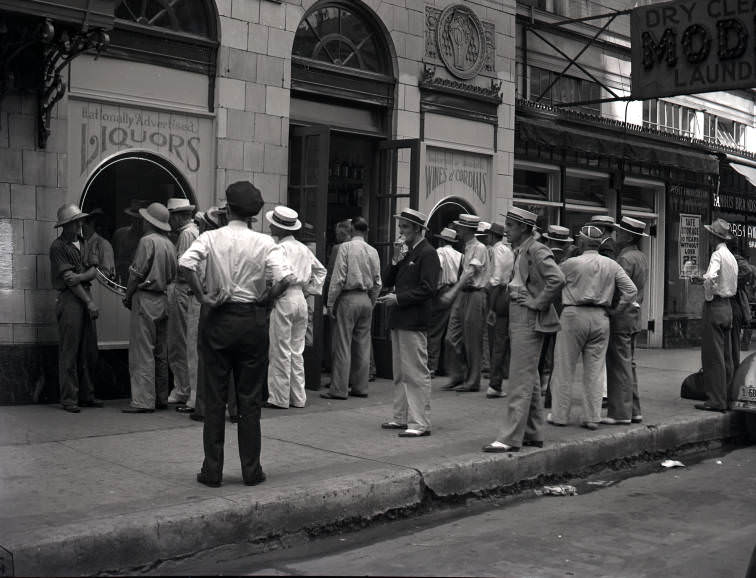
<box><xmin>0</xmin><ymin>345</ymin><xmax>130</xmax><ymax>404</ymax></box>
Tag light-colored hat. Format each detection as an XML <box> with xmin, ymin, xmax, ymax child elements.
<box><xmin>394</xmin><ymin>208</ymin><xmax>428</xmax><ymax>229</ymax></box>
<box><xmin>266</xmin><ymin>206</ymin><xmax>302</xmax><ymax>231</ymax></box>
<box><xmin>476</xmin><ymin>221</ymin><xmax>492</xmax><ymax>235</ymax></box>
<box><xmin>616</xmin><ymin>216</ymin><xmax>649</xmax><ymax>237</ymax></box>
<box><xmin>435</xmin><ymin>227</ymin><xmax>458</xmax><ymax>242</ymax></box>
<box><xmin>704</xmin><ymin>218</ymin><xmax>733</xmax><ymax>240</ymax></box>
<box><xmin>139</xmin><ymin>202</ymin><xmax>171</xmax><ymax>232</ymax></box>
<box><xmin>54</xmin><ymin>204</ymin><xmax>89</xmax><ymax>228</ymax></box>
<box><xmin>453</xmin><ymin>214</ymin><xmax>480</xmax><ymax>229</ymax></box>
<box><xmin>167</xmin><ymin>198</ymin><xmax>196</xmax><ymax>213</ymax></box>
<box><xmin>503</xmin><ymin>207</ymin><xmax>538</xmax><ymax>228</ymax></box>
<box><xmin>542</xmin><ymin>225</ymin><xmax>574</xmax><ymax>243</ymax></box>
<box><xmin>588</xmin><ymin>215</ymin><xmax>616</xmax><ymax>228</ymax></box>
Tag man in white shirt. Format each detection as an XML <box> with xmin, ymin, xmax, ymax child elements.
<box><xmin>691</xmin><ymin>218</ymin><xmax>738</xmax><ymax>412</ymax></box>
<box><xmin>486</xmin><ymin>222</ymin><xmax>514</xmax><ymax>398</ymax></box>
<box><xmin>265</xmin><ymin>206</ymin><xmax>326</xmax><ymax>409</ymax></box>
<box><xmin>428</xmin><ymin>227</ymin><xmax>462</xmax><ymax>377</ymax></box>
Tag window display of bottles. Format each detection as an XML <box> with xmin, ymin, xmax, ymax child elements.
<box><xmin>330</xmin><ymin>157</ymin><xmax>366</xmax><ymax>181</ymax></box>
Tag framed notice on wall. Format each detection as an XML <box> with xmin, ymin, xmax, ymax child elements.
<box><xmin>679</xmin><ymin>213</ymin><xmax>701</xmax><ymax>278</ymax></box>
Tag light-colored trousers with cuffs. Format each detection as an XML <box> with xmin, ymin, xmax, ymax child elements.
<box><xmin>391</xmin><ymin>329</ymin><xmax>432</xmax><ymax>431</ymax></box>
<box><xmin>268</xmin><ymin>286</ymin><xmax>308</xmax><ymax>408</ymax></box>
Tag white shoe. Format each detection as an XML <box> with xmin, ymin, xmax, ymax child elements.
<box><xmin>167</xmin><ymin>392</ymin><xmax>188</xmax><ymax>404</ymax></box>
<box><xmin>486</xmin><ymin>387</ymin><xmax>505</xmax><ymax>398</ymax></box>
<box><xmin>600</xmin><ymin>417</ymin><xmax>631</xmax><ymax>425</ymax></box>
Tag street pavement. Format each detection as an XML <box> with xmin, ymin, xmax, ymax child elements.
<box><xmin>0</xmin><ymin>347</ymin><xmax>749</xmax><ymax>575</ymax></box>
<box><xmin>226</xmin><ymin>447</ymin><xmax>756</xmax><ymax>577</ymax></box>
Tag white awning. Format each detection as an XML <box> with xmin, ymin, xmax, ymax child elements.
<box><xmin>729</xmin><ymin>161</ymin><xmax>756</xmax><ymax>189</ymax></box>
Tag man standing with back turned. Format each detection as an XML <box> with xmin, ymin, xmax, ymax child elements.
<box><xmin>180</xmin><ymin>182</ymin><xmax>294</xmax><ymax>487</ymax></box>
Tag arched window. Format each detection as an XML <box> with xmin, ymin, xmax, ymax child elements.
<box><xmin>291</xmin><ymin>1</ymin><xmax>395</xmax><ymax>107</ymax></box>
<box><xmin>107</xmin><ymin>0</ymin><xmax>219</xmax><ymax>101</ymax></box>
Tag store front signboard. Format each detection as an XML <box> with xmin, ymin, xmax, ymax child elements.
<box><xmin>631</xmin><ymin>0</ymin><xmax>756</xmax><ymax>99</ymax></box>
<box><xmin>678</xmin><ymin>213</ymin><xmax>701</xmax><ymax>278</ymax></box>
<box><xmin>423</xmin><ymin>147</ymin><xmax>491</xmax><ymax>216</ymax></box>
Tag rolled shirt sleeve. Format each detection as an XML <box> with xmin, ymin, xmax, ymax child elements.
<box><xmin>178</xmin><ymin>233</ymin><xmax>209</xmax><ymax>272</ymax></box>
<box><xmin>264</xmin><ymin>243</ymin><xmax>293</xmax><ymax>284</ymax></box>
<box><xmin>307</xmin><ymin>254</ymin><xmax>327</xmax><ymax>296</ymax></box>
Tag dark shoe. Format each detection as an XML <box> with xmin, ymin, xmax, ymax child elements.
<box><xmin>440</xmin><ymin>379</ymin><xmax>463</xmax><ymax>391</ymax></box>
<box><xmin>80</xmin><ymin>399</ymin><xmax>104</xmax><ymax>408</ymax></box>
<box><xmin>349</xmin><ymin>391</ymin><xmax>368</xmax><ymax>398</ymax></box>
<box><xmin>62</xmin><ymin>404</ymin><xmax>81</xmax><ymax>413</ymax></box>
<box><xmin>155</xmin><ymin>402</ymin><xmax>168</xmax><ymax>411</ymax></box>
<box><xmin>264</xmin><ymin>402</ymin><xmax>287</xmax><ymax>409</ymax></box>
<box><xmin>122</xmin><ymin>407</ymin><xmax>154</xmax><ymax>414</ymax></box>
<box><xmin>453</xmin><ymin>384</ymin><xmax>480</xmax><ymax>392</ymax></box>
<box><xmin>190</xmin><ymin>413</ymin><xmax>204</xmax><ymax>422</ymax></box>
<box><xmin>320</xmin><ymin>392</ymin><xmax>348</xmax><ymax>400</ymax></box>
<box><xmin>381</xmin><ymin>421</ymin><xmax>407</xmax><ymax>430</ymax></box>
<box><xmin>196</xmin><ymin>471</ymin><xmax>221</xmax><ymax>488</ymax></box>
<box><xmin>243</xmin><ymin>472</ymin><xmax>267</xmax><ymax>486</ymax></box>
<box><xmin>398</xmin><ymin>429</ymin><xmax>431</xmax><ymax>437</ymax></box>
<box><xmin>482</xmin><ymin>442</ymin><xmax>519</xmax><ymax>453</ymax></box>
<box><xmin>631</xmin><ymin>415</ymin><xmax>643</xmax><ymax>423</ymax></box>
<box><xmin>176</xmin><ymin>405</ymin><xmax>195</xmax><ymax>414</ymax></box>
<box><xmin>694</xmin><ymin>403</ymin><xmax>726</xmax><ymax>413</ymax></box>
<box><xmin>601</xmin><ymin>397</ymin><xmax>608</xmax><ymax>409</ymax></box>
<box><xmin>523</xmin><ymin>440</ymin><xmax>544</xmax><ymax>448</ymax></box>
<box><xmin>229</xmin><ymin>414</ymin><xmax>239</xmax><ymax>423</ymax></box>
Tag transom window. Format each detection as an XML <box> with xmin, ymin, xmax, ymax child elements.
<box><xmin>115</xmin><ymin>0</ymin><xmax>212</xmax><ymax>37</ymax></box>
<box><xmin>293</xmin><ymin>3</ymin><xmax>389</xmax><ymax>75</ymax></box>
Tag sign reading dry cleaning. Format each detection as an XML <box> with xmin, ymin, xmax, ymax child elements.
<box><xmin>631</xmin><ymin>0</ymin><xmax>756</xmax><ymax>99</ymax></box>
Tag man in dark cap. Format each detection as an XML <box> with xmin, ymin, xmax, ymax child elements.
<box><xmin>180</xmin><ymin>181</ymin><xmax>294</xmax><ymax>487</ymax></box>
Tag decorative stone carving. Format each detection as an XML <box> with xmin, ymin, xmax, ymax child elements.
<box><xmin>425</xmin><ymin>5</ymin><xmax>494</xmax><ymax>80</ymax></box>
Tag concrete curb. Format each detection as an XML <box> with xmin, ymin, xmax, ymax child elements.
<box><xmin>7</xmin><ymin>412</ymin><xmax>742</xmax><ymax>576</ymax></box>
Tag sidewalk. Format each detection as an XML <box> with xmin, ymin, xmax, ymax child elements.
<box><xmin>0</xmin><ymin>348</ymin><xmax>746</xmax><ymax>576</ymax></box>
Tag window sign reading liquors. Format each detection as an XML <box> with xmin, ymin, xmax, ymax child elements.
<box><xmin>679</xmin><ymin>213</ymin><xmax>701</xmax><ymax>278</ymax></box>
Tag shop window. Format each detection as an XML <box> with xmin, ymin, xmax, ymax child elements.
<box><xmin>564</xmin><ymin>173</ymin><xmax>609</xmax><ymax>208</ymax></box>
<box><xmin>704</xmin><ymin>113</ymin><xmax>747</xmax><ymax>149</ymax></box>
<box><xmin>513</xmin><ymin>166</ymin><xmax>560</xmax><ymax>229</ymax></box>
<box><xmin>514</xmin><ymin>169</ymin><xmax>550</xmax><ymax>201</ymax></box>
<box><xmin>643</xmin><ymin>100</ymin><xmax>697</xmax><ymax>137</ymax></box>
<box><xmin>622</xmin><ymin>184</ymin><xmax>656</xmax><ymax>213</ymax></box>
<box><xmin>528</xmin><ymin>66</ymin><xmax>602</xmax><ymax>116</ymax></box>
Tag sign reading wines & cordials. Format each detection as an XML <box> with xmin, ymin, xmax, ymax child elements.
<box><xmin>679</xmin><ymin>213</ymin><xmax>701</xmax><ymax>278</ymax></box>
<box><xmin>631</xmin><ymin>0</ymin><xmax>756</xmax><ymax>99</ymax></box>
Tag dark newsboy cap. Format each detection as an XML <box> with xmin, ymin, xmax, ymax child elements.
<box><xmin>226</xmin><ymin>181</ymin><xmax>264</xmax><ymax>217</ymax></box>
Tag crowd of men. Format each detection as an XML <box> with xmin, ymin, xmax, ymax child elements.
<box><xmin>49</xmin><ymin>181</ymin><xmax>746</xmax><ymax>485</ymax></box>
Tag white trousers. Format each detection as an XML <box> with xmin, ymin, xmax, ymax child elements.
<box><xmin>391</xmin><ymin>329</ymin><xmax>432</xmax><ymax>431</ymax></box>
<box><xmin>167</xmin><ymin>282</ymin><xmax>200</xmax><ymax>402</ymax></box>
<box><xmin>268</xmin><ymin>287</ymin><xmax>308</xmax><ymax>408</ymax></box>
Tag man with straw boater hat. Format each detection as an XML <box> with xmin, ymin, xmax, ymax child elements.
<box><xmin>440</xmin><ymin>214</ymin><xmax>490</xmax><ymax>392</ymax></box>
<box><xmin>483</xmin><ymin>207</ymin><xmax>564</xmax><ymax>453</ymax></box>
<box><xmin>265</xmin><ymin>206</ymin><xmax>326</xmax><ymax>410</ymax></box>
<box><xmin>50</xmin><ymin>204</ymin><xmax>103</xmax><ymax>413</ymax></box>
<box><xmin>378</xmin><ymin>208</ymin><xmax>440</xmax><ymax>437</ymax></box>
<box><xmin>546</xmin><ymin>225</ymin><xmax>636</xmax><ymax>431</ymax></box>
<box><xmin>603</xmin><ymin>216</ymin><xmax>649</xmax><ymax>425</ymax></box>
<box><xmin>165</xmin><ymin>198</ymin><xmax>199</xmax><ymax>407</ymax></box>
<box><xmin>427</xmin><ymin>227</ymin><xmax>462</xmax><ymax>377</ymax></box>
<box><xmin>486</xmin><ymin>221</ymin><xmax>514</xmax><ymax>399</ymax></box>
<box><xmin>587</xmin><ymin>214</ymin><xmax>617</xmax><ymax>259</ymax></box>
<box><xmin>122</xmin><ymin>202</ymin><xmax>177</xmax><ymax>413</ymax></box>
<box><xmin>690</xmin><ymin>217</ymin><xmax>738</xmax><ymax>413</ymax></box>
<box><xmin>180</xmin><ymin>182</ymin><xmax>295</xmax><ymax>487</ymax></box>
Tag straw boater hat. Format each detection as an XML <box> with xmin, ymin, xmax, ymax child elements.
<box><xmin>124</xmin><ymin>199</ymin><xmax>149</xmax><ymax>217</ymax></box>
<box><xmin>503</xmin><ymin>207</ymin><xmax>538</xmax><ymax>228</ymax></box>
<box><xmin>475</xmin><ymin>221</ymin><xmax>492</xmax><ymax>236</ymax></box>
<box><xmin>166</xmin><ymin>198</ymin><xmax>196</xmax><ymax>213</ymax></box>
<box><xmin>616</xmin><ymin>216</ymin><xmax>649</xmax><ymax>237</ymax></box>
<box><xmin>266</xmin><ymin>206</ymin><xmax>302</xmax><ymax>231</ymax></box>
<box><xmin>588</xmin><ymin>215</ymin><xmax>616</xmax><ymax>229</ymax></box>
<box><xmin>394</xmin><ymin>208</ymin><xmax>428</xmax><ymax>228</ymax></box>
<box><xmin>435</xmin><ymin>227</ymin><xmax>457</xmax><ymax>242</ymax></box>
<box><xmin>139</xmin><ymin>202</ymin><xmax>171</xmax><ymax>232</ymax></box>
<box><xmin>453</xmin><ymin>214</ymin><xmax>480</xmax><ymax>229</ymax></box>
<box><xmin>542</xmin><ymin>224</ymin><xmax>574</xmax><ymax>243</ymax></box>
<box><xmin>704</xmin><ymin>218</ymin><xmax>733</xmax><ymax>240</ymax></box>
<box><xmin>54</xmin><ymin>204</ymin><xmax>89</xmax><ymax>228</ymax></box>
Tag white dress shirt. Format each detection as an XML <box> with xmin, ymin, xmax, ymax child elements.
<box><xmin>278</xmin><ymin>235</ymin><xmax>327</xmax><ymax>296</ymax></box>
<box><xmin>436</xmin><ymin>244</ymin><xmax>462</xmax><ymax>287</ymax></box>
<box><xmin>179</xmin><ymin>220</ymin><xmax>292</xmax><ymax>304</ymax></box>
<box><xmin>703</xmin><ymin>242</ymin><xmax>738</xmax><ymax>301</ymax></box>
<box><xmin>489</xmin><ymin>240</ymin><xmax>515</xmax><ymax>287</ymax></box>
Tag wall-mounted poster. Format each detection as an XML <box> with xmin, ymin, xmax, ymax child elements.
<box><xmin>679</xmin><ymin>213</ymin><xmax>701</xmax><ymax>278</ymax></box>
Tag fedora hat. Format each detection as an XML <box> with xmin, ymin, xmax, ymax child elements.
<box><xmin>489</xmin><ymin>222</ymin><xmax>506</xmax><ymax>237</ymax></box>
<box><xmin>54</xmin><ymin>204</ymin><xmax>89</xmax><ymax>228</ymax></box>
<box><xmin>542</xmin><ymin>225</ymin><xmax>574</xmax><ymax>243</ymax></box>
<box><xmin>124</xmin><ymin>199</ymin><xmax>149</xmax><ymax>217</ymax></box>
<box><xmin>616</xmin><ymin>216</ymin><xmax>649</xmax><ymax>237</ymax></box>
<box><xmin>226</xmin><ymin>181</ymin><xmax>264</xmax><ymax>217</ymax></box>
<box><xmin>588</xmin><ymin>215</ymin><xmax>616</xmax><ymax>228</ymax></box>
<box><xmin>266</xmin><ymin>206</ymin><xmax>302</xmax><ymax>231</ymax></box>
<box><xmin>394</xmin><ymin>208</ymin><xmax>428</xmax><ymax>229</ymax></box>
<box><xmin>166</xmin><ymin>198</ymin><xmax>196</xmax><ymax>213</ymax></box>
<box><xmin>503</xmin><ymin>207</ymin><xmax>538</xmax><ymax>228</ymax></box>
<box><xmin>435</xmin><ymin>227</ymin><xmax>458</xmax><ymax>242</ymax></box>
<box><xmin>704</xmin><ymin>218</ymin><xmax>733</xmax><ymax>240</ymax></box>
<box><xmin>453</xmin><ymin>214</ymin><xmax>480</xmax><ymax>229</ymax></box>
<box><xmin>139</xmin><ymin>202</ymin><xmax>171</xmax><ymax>232</ymax></box>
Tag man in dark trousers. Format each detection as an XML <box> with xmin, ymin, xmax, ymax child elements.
<box><xmin>180</xmin><ymin>182</ymin><xmax>294</xmax><ymax>487</ymax></box>
<box><xmin>483</xmin><ymin>207</ymin><xmax>564</xmax><ymax>453</ymax></box>
<box><xmin>50</xmin><ymin>204</ymin><xmax>103</xmax><ymax>413</ymax></box>
<box><xmin>691</xmin><ymin>218</ymin><xmax>738</xmax><ymax>412</ymax></box>
<box><xmin>486</xmin><ymin>222</ymin><xmax>514</xmax><ymax>398</ymax></box>
<box><xmin>379</xmin><ymin>209</ymin><xmax>440</xmax><ymax>437</ymax></box>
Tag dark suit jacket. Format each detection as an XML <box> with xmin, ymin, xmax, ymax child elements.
<box><xmin>383</xmin><ymin>237</ymin><xmax>441</xmax><ymax>331</ymax></box>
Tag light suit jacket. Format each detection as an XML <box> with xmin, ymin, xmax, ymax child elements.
<box><xmin>516</xmin><ymin>238</ymin><xmax>565</xmax><ymax>333</ymax></box>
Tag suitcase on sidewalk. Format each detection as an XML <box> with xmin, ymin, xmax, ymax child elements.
<box><xmin>680</xmin><ymin>369</ymin><xmax>707</xmax><ymax>401</ymax></box>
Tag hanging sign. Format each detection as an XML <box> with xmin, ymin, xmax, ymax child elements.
<box><xmin>631</xmin><ymin>0</ymin><xmax>756</xmax><ymax>99</ymax></box>
<box><xmin>679</xmin><ymin>213</ymin><xmax>701</xmax><ymax>278</ymax></box>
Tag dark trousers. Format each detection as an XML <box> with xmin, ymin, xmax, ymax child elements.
<box><xmin>56</xmin><ymin>289</ymin><xmax>97</xmax><ymax>406</ymax></box>
<box><xmin>195</xmin><ymin>303</ymin><xmax>237</xmax><ymax>419</ymax></box>
<box><xmin>731</xmin><ymin>309</ymin><xmax>742</xmax><ymax>373</ymax></box>
<box><xmin>427</xmin><ymin>295</ymin><xmax>452</xmax><ymax>373</ymax></box>
<box><xmin>538</xmin><ymin>333</ymin><xmax>555</xmax><ymax>397</ymax></box>
<box><xmin>701</xmin><ymin>299</ymin><xmax>734</xmax><ymax>410</ymax></box>
<box><xmin>199</xmin><ymin>302</ymin><xmax>268</xmax><ymax>483</ymax></box>
<box><xmin>446</xmin><ymin>290</ymin><xmax>487</xmax><ymax>388</ymax></box>
<box><xmin>606</xmin><ymin>331</ymin><xmax>641</xmax><ymax>420</ymax></box>
<box><xmin>489</xmin><ymin>313</ymin><xmax>510</xmax><ymax>389</ymax></box>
